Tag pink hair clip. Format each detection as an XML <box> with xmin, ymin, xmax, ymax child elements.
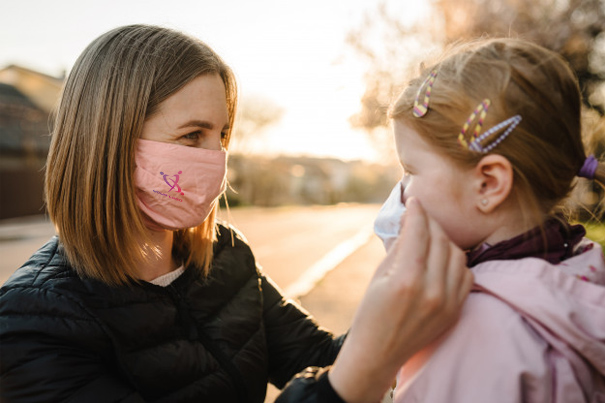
<box><xmin>413</xmin><ymin>69</ymin><xmax>438</xmax><ymax>117</ymax></box>
<box><xmin>458</xmin><ymin>99</ymin><xmax>491</xmax><ymax>149</ymax></box>
<box><xmin>458</xmin><ymin>99</ymin><xmax>522</xmax><ymax>153</ymax></box>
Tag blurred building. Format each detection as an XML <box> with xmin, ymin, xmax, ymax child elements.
<box><xmin>225</xmin><ymin>154</ymin><xmax>399</xmax><ymax>207</ymax></box>
<box><xmin>0</xmin><ymin>65</ymin><xmax>62</xmax><ymax>219</ymax></box>
<box><xmin>0</xmin><ymin>65</ymin><xmax>397</xmax><ymax>218</ymax></box>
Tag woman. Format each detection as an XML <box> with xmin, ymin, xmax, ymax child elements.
<box><xmin>0</xmin><ymin>25</ymin><xmax>472</xmax><ymax>402</ymax></box>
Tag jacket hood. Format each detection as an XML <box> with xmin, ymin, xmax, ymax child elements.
<box><xmin>472</xmin><ymin>239</ymin><xmax>605</xmax><ymax>376</ymax></box>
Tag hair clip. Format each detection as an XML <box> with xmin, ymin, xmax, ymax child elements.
<box><xmin>413</xmin><ymin>69</ymin><xmax>438</xmax><ymax>117</ymax></box>
<box><xmin>457</xmin><ymin>99</ymin><xmax>491</xmax><ymax>149</ymax></box>
<box><xmin>468</xmin><ymin>115</ymin><xmax>522</xmax><ymax>153</ymax></box>
<box><xmin>458</xmin><ymin>99</ymin><xmax>522</xmax><ymax>153</ymax></box>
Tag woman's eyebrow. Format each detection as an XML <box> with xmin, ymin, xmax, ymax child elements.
<box><xmin>177</xmin><ymin>120</ymin><xmax>230</xmax><ymax>131</ymax></box>
<box><xmin>178</xmin><ymin>120</ymin><xmax>215</xmax><ymax>130</ymax></box>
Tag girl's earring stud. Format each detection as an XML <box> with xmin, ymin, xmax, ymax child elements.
<box><xmin>481</xmin><ymin>199</ymin><xmax>488</xmax><ymax>206</ymax></box>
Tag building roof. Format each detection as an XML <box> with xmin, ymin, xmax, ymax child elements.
<box><xmin>0</xmin><ymin>82</ymin><xmax>50</xmax><ymax>155</ymax></box>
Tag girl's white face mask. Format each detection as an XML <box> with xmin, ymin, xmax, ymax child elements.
<box><xmin>373</xmin><ymin>181</ymin><xmax>406</xmax><ymax>251</ymax></box>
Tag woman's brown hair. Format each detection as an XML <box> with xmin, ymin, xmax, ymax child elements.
<box><xmin>390</xmin><ymin>38</ymin><xmax>605</xmax><ymax>226</ymax></box>
<box><xmin>45</xmin><ymin>25</ymin><xmax>237</xmax><ymax>285</ymax></box>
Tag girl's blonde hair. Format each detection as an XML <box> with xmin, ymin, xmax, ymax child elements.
<box><xmin>390</xmin><ymin>38</ymin><xmax>605</xmax><ymax>224</ymax></box>
<box><xmin>46</xmin><ymin>25</ymin><xmax>237</xmax><ymax>285</ymax></box>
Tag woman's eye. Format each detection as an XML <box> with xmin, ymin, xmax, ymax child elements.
<box><xmin>220</xmin><ymin>131</ymin><xmax>227</xmax><ymax>139</ymax></box>
<box><xmin>183</xmin><ymin>131</ymin><xmax>201</xmax><ymax>140</ymax></box>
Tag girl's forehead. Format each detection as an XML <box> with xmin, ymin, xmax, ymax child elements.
<box><xmin>393</xmin><ymin>120</ymin><xmax>434</xmax><ymax>157</ymax></box>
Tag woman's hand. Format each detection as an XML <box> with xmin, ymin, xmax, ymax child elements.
<box><xmin>328</xmin><ymin>197</ymin><xmax>473</xmax><ymax>403</ymax></box>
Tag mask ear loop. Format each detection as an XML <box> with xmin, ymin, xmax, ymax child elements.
<box><xmin>413</xmin><ymin>69</ymin><xmax>438</xmax><ymax>117</ymax></box>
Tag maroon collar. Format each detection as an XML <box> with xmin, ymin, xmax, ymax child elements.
<box><xmin>466</xmin><ymin>217</ymin><xmax>586</xmax><ymax>267</ymax></box>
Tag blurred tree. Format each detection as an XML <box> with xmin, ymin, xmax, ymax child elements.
<box><xmin>349</xmin><ymin>0</ymin><xmax>605</xmax><ymax>217</ymax></box>
<box><xmin>230</xmin><ymin>95</ymin><xmax>284</xmax><ymax>153</ymax></box>
<box><xmin>348</xmin><ymin>0</ymin><xmax>605</xmax><ymax>134</ymax></box>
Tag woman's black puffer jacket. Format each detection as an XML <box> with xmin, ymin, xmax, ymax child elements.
<box><xmin>0</xmin><ymin>224</ymin><xmax>346</xmax><ymax>402</ymax></box>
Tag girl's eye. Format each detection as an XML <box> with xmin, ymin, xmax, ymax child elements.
<box><xmin>221</xmin><ymin>131</ymin><xmax>228</xmax><ymax>139</ymax></box>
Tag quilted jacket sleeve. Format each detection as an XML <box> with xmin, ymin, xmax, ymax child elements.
<box><xmin>260</xmin><ymin>272</ymin><xmax>347</xmax><ymax>401</ymax></box>
<box><xmin>0</xmin><ymin>284</ymin><xmax>143</xmax><ymax>403</ymax></box>
<box><xmin>276</xmin><ymin>367</ymin><xmax>346</xmax><ymax>403</ymax></box>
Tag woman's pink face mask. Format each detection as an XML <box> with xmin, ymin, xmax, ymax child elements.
<box><xmin>134</xmin><ymin>139</ymin><xmax>227</xmax><ymax>231</ymax></box>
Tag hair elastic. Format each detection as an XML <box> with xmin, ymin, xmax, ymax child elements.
<box><xmin>413</xmin><ymin>69</ymin><xmax>438</xmax><ymax>117</ymax></box>
<box><xmin>578</xmin><ymin>155</ymin><xmax>598</xmax><ymax>179</ymax></box>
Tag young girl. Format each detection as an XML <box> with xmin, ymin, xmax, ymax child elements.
<box><xmin>0</xmin><ymin>24</ymin><xmax>473</xmax><ymax>402</ymax></box>
<box><xmin>375</xmin><ymin>38</ymin><xmax>605</xmax><ymax>402</ymax></box>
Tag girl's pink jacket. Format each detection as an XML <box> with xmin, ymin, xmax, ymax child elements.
<box><xmin>394</xmin><ymin>240</ymin><xmax>605</xmax><ymax>403</ymax></box>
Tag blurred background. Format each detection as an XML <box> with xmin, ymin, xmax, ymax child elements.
<box><xmin>1</xmin><ymin>0</ymin><xmax>605</xmax><ymax>217</ymax></box>
<box><xmin>2</xmin><ymin>1</ymin><xmax>605</xmax><ymax>401</ymax></box>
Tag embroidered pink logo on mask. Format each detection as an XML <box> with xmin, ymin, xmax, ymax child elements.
<box><xmin>160</xmin><ymin>171</ymin><xmax>185</xmax><ymax>195</ymax></box>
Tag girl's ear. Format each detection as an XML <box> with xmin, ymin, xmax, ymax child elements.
<box><xmin>473</xmin><ymin>154</ymin><xmax>513</xmax><ymax>213</ymax></box>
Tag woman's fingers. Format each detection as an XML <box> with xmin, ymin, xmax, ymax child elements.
<box><xmin>392</xmin><ymin>197</ymin><xmax>429</xmax><ymax>272</ymax></box>
<box><xmin>328</xmin><ymin>197</ymin><xmax>475</xmax><ymax>403</ymax></box>
<box><xmin>423</xmin><ymin>216</ymin><xmax>450</xmax><ymax>310</ymax></box>
<box><xmin>375</xmin><ymin>197</ymin><xmax>428</xmax><ymax>279</ymax></box>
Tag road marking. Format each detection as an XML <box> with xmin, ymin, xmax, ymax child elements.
<box><xmin>283</xmin><ymin>226</ymin><xmax>374</xmax><ymax>298</ymax></box>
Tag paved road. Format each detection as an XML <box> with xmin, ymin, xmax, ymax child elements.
<box><xmin>265</xmin><ymin>234</ymin><xmax>388</xmax><ymax>403</ymax></box>
<box><xmin>1</xmin><ymin>204</ymin><xmax>381</xmax><ymax>289</ymax></box>
<box><xmin>0</xmin><ymin>216</ymin><xmax>58</xmax><ymax>285</ymax></box>
<box><xmin>217</xmin><ymin>204</ymin><xmax>379</xmax><ymax>295</ymax></box>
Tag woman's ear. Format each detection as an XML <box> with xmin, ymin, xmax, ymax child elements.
<box><xmin>473</xmin><ymin>154</ymin><xmax>513</xmax><ymax>213</ymax></box>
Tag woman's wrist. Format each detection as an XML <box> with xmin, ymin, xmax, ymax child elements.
<box><xmin>327</xmin><ymin>339</ymin><xmax>400</xmax><ymax>403</ymax></box>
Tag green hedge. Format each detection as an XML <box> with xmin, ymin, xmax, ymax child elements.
<box><xmin>582</xmin><ymin>222</ymin><xmax>605</xmax><ymax>250</ymax></box>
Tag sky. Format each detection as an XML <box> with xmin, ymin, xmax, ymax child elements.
<box><xmin>1</xmin><ymin>0</ymin><xmax>429</xmax><ymax>161</ymax></box>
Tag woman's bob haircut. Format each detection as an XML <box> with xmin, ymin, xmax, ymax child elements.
<box><xmin>45</xmin><ymin>24</ymin><xmax>237</xmax><ymax>285</ymax></box>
